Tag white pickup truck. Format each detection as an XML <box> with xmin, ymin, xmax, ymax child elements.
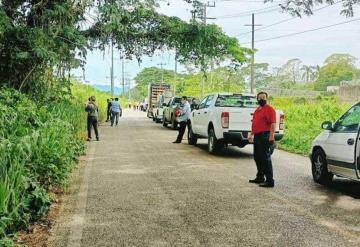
<box><xmin>188</xmin><ymin>93</ymin><xmax>285</xmax><ymax>154</ymax></box>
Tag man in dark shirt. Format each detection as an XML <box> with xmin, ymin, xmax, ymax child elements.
<box><xmin>248</xmin><ymin>92</ymin><xmax>276</xmax><ymax>188</ymax></box>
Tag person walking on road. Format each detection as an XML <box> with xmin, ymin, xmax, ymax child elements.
<box><xmin>110</xmin><ymin>98</ymin><xmax>122</xmax><ymax>126</ymax></box>
<box><xmin>85</xmin><ymin>96</ymin><xmax>99</xmax><ymax>141</ymax></box>
<box><xmin>173</xmin><ymin>96</ymin><xmax>191</xmax><ymax>144</ymax></box>
<box><xmin>248</xmin><ymin>92</ymin><xmax>276</xmax><ymax>188</ymax></box>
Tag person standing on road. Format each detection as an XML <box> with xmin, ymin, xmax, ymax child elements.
<box><xmin>85</xmin><ymin>96</ymin><xmax>100</xmax><ymax>141</ymax></box>
<box><xmin>110</xmin><ymin>98</ymin><xmax>122</xmax><ymax>126</ymax></box>
<box><xmin>106</xmin><ymin>99</ymin><xmax>112</xmax><ymax>122</ymax></box>
<box><xmin>173</xmin><ymin>96</ymin><xmax>191</xmax><ymax>144</ymax></box>
<box><xmin>248</xmin><ymin>92</ymin><xmax>276</xmax><ymax>188</ymax></box>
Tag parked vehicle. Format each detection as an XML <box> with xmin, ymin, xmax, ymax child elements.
<box><xmin>188</xmin><ymin>93</ymin><xmax>285</xmax><ymax>154</ymax></box>
<box><xmin>152</xmin><ymin>91</ymin><xmax>172</xmax><ymax>123</ymax></box>
<box><xmin>310</xmin><ymin>101</ymin><xmax>360</xmax><ymax>185</ymax></box>
<box><xmin>146</xmin><ymin>83</ymin><xmax>171</xmax><ymax>118</ymax></box>
<box><xmin>163</xmin><ymin>97</ymin><xmax>182</xmax><ymax>129</ymax></box>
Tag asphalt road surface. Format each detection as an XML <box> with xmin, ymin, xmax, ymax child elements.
<box><xmin>48</xmin><ymin>109</ymin><xmax>360</xmax><ymax>247</ymax></box>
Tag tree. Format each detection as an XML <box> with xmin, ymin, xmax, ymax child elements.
<box><xmin>301</xmin><ymin>65</ymin><xmax>319</xmax><ymax>83</ymax></box>
<box><xmin>314</xmin><ymin>54</ymin><xmax>360</xmax><ymax>90</ymax></box>
<box><xmin>271</xmin><ymin>0</ymin><xmax>359</xmax><ymax>17</ymax></box>
<box><xmin>0</xmin><ymin>1</ymin><xmax>250</xmax><ymax>99</ymax></box>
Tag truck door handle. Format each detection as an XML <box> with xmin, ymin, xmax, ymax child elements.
<box><xmin>204</xmin><ymin>112</ymin><xmax>207</xmax><ymax>114</ymax></box>
<box><xmin>348</xmin><ymin>138</ymin><xmax>355</xmax><ymax>145</ymax></box>
<box><xmin>197</xmin><ymin>112</ymin><xmax>201</xmax><ymax>115</ymax></box>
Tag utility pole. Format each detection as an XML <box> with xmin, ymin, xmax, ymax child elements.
<box><xmin>121</xmin><ymin>52</ymin><xmax>125</xmax><ymax>96</ymax></box>
<box><xmin>174</xmin><ymin>55</ymin><xmax>177</xmax><ymax>95</ymax></box>
<box><xmin>191</xmin><ymin>1</ymin><xmax>216</xmax><ymax>98</ymax></box>
<box><xmin>110</xmin><ymin>42</ymin><xmax>114</xmax><ymax>96</ymax></box>
<box><xmin>157</xmin><ymin>62</ymin><xmax>166</xmax><ymax>84</ymax></box>
<box><xmin>245</xmin><ymin>14</ymin><xmax>262</xmax><ymax>94</ymax></box>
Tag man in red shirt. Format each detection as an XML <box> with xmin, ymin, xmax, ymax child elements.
<box><xmin>248</xmin><ymin>92</ymin><xmax>276</xmax><ymax>187</ymax></box>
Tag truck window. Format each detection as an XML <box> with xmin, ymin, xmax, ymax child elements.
<box><xmin>333</xmin><ymin>103</ymin><xmax>360</xmax><ymax>133</ymax></box>
<box><xmin>215</xmin><ymin>95</ymin><xmax>257</xmax><ymax>108</ymax></box>
<box><xmin>172</xmin><ymin>98</ymin><xmax>182</xmax><ymax>105</ymax></box>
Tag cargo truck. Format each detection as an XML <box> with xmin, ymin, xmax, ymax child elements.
<box><xmin>146</xmin><ymin>83</ymin><xmax>171</xmax><ymax>118</ymax></box>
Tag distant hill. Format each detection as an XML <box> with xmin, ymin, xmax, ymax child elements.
<box><xmin>91</xmin><ymin>85</ymin><xmax>124</xmax><ymax>95</ymax></box>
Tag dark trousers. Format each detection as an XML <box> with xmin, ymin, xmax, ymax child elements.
<box><xmin>106</xmin><ymin>109</ymin><xmax>111</xmax><ymax>121</ymax></box>
<box><xmin>87</xmin><ymin>116</ymin><xmax>99</xmax><ymax>139</ymax></box>
<box><xmin>111</xmin><ymin>111</ymin><xmax>120</xmax><ymax>126</ymax></box>
<box><xmin>176</xmin><ymin>121</ymin><xmax>187</xmax><ymax>142</ymax></box>
<box><xmin>253</xmin><ymin>132</ymin><xmax>274</xmax><ymax>183</ymax></box>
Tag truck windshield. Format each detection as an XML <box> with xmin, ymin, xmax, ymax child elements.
<box><xmin>172</xmin><ymin>98</ymin><xmax>182</xmax><ymax>105</ymax></box>
<box><xmin>215</xmin><ymin>95</ymin><xmax>257</xmax><ymax>108</ymax></box>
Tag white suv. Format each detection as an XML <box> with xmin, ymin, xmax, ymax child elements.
<box><xmin>310</xmin><ymin>101</ymin><xmax>360</xmax><ymax>184</ymax></box>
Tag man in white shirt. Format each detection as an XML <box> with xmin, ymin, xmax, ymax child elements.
<box><xmin>173</xmin><ymin>96</ymin><xmax>191</xmax><ymax>144</ymax></box>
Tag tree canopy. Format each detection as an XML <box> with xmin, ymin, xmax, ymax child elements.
<box><xmin>0</xmin><ymin>0</ymin><xmax>250</xmax><ymax>98</ymax></box>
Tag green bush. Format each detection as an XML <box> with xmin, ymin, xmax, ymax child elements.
<box><xmin>272</xmin><ymin>97</ymin><xmax>350</xmax><ymax>155</ymax></box>
<box><xmin>0</xmin><ymin>85</ymin><xmax>110</xmax><ymax>243</ymax></box>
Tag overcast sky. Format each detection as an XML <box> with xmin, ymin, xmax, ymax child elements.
<box><xmin>73</xmin><ymin>0</ymin><xmax>360</xmax><ymax>86</ymax></box>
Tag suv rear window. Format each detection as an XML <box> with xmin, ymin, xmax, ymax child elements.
<box><xmin>215</xmin><ymin>95</ymin><xmax>257</xmax><ymax>108</ymax></box>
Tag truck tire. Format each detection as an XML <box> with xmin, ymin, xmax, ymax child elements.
<box><xmin>311</xmin><ymin>149</ymin><xmax>333</xmax><ymax>185</ymax></box>
<box><xmin>171</xmin><ymin>115</ymin><xmax>178</xmax><ymax>130</ymax></box>
<box><xmin>153</xmin><ymin>115</ymin><xmax>156</xmax><ymax>122</ymax></box>
<box><xmin>188</xmin><ymin>125</ymin><xmax>198</xmax><ymax>145</ymax></box>
<box><xmin>208</xmin><ymin>128</ymin><xmax>223</xmax><ymax>154</ymax></box>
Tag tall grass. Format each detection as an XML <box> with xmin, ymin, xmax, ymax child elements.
<box><xmin>0</xmin><ymin>83</ymin><xmax>113</xmax><ymax>245</ymax></box>
<box><xmin>272</xmin><ymin>96</ymin><xmax>351</xmax><ymax>155</ymax></box>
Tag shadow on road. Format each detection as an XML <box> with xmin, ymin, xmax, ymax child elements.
<box><xmin>326</xmin><ymin>178</ymin><xmax>360</xmax><ymax>199</ymax></box>
<box><xmin>194</xmin><ymin>144</ymin><xmax>253</xmax><ymax>159</ymax></box>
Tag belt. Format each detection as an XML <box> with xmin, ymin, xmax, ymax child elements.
<box><xmin>254</xmin><ymin>131</ymin><xmax>270</xmax><ymax>136</ymax></box>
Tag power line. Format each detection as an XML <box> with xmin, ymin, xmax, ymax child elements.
<box><xmin>241</xmin><ymin>17</ymin><xmax>360</xmax><ymax>44</ymax></box>
<box><xmin>235</xmin><ymin>0</ymin><xmax>343</xmax><ymax>37</ymax></box>
<box><xmin>213</xmin><ymin>4</ymin><xmax>280</xmax><ymax>18</ymax></box>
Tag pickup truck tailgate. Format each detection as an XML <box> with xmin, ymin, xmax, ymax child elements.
<box><xmin>228</xmin><ymin>109</ymin><xmax>255</xmax><ymax>130</ymax></box>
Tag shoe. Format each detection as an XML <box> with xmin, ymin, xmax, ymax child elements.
<box><xmin>172</xmin><ymin>141</ymin><xmax>181</xmax><ymax>144</ymax></box>
<box><xmin>249</xmin><ymin>178</ymin><xmax>265</xmax><ymax>184</ymax></box>
<box><xmin>87</xmin><ymin>138</ymin><xmax>91</xmax><ymax>142</ymax></box>
<box><xmin>96</xmin><ymin>137</ymin><xmax>100</xmax><ymax>141</ymax></box>
<box><xmin>259</xmin><ymin>181</ymin><xmax>275</xmax><ymax>188</ymax></box>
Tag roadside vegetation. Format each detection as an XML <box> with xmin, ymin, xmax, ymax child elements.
<box><xmin>272</xmin><ymin>96</ymin><xmax>351</xmax><ymax>155</ymax></box>
<box><xmin>0</xmin><ymin>83</ymin><xmax>112</xmax><ymax>246</ymax></box>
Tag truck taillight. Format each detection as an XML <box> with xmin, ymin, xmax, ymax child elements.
<box><xmin>279</xmin><ymin>113</ymin><xmax>285</xmax><ymax>130</ymax></box>
<box><xmin>221</xmin><ymin>112</ymin><xmax>229</xmax><ymax>128</ymax></box>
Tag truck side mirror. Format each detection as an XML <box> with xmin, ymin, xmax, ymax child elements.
<box><xmin>321</xmin><ymin>121</ymin><xmax>333</xmax><ymax>130</ymax></box>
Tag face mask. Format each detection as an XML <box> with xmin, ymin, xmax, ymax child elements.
<box><xmin>258</xmin><ymin>99</ymin><xmax>266</xmax><ymax>106</ymax></box>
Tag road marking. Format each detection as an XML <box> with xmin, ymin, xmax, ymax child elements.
<box><xmin>66</xmin><ymin>143</ymin><xmax>95</xmax><ymax>247</ymax></box>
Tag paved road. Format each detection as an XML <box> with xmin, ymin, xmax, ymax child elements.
<box><xmin>49</xmin><ymin>109</ymin><xmax>360</xmax><ymax>247</ymax></box>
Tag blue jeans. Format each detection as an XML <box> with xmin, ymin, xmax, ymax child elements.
<box><xmin>111</xmin><ymin>111</ymin><xmax>120</xmax><ymax>126</ymax></box>
<box><xmin>253</xmin><ymin>132</ymin><xmax>274</xmax><ymax>183</ymax></box>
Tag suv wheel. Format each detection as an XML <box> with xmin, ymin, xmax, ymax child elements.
<box><xmin>208</xmin><ymin>128</ymin><xmax>223</xmax><ymax>154</ymax></box>
<box><xmin>188</xmin><ymin>125</ymin><xmax>198</xmax><ymax>145</ymax></box>
<box><xmin>312</xmin><ymin>149</ymin><xmax>333</xmax><ymax>185</ymax></box>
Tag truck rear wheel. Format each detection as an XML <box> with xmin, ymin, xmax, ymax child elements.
<box><xmin>188</xmin><ymin>125</ymin><xmax>198</xmax><ymax>145</ymax></box>
<box><xmin>208</xmin><ymin>128</ymin><xmax>223</xmax><ymax>154</ymax></box>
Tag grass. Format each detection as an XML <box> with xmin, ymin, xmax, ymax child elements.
<box><xmin>272</xmin><ymin>96</ymin><xmax>351</xmax><ymax>155</ymax></box>
<box><xmin>0</xmin><ymin>83</ymin><xmax>115</xmax><ymax>245</ymax></box>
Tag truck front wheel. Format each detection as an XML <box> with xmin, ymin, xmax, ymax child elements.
<box><xmin>311</xmin><ymin>149</ymin><xmax>333</xmax><ymax>185</ymax></box>
<box><xmin>188</xmin><ymin>125</ymin><xmax>198</xmax><ymax>145</ymax></box>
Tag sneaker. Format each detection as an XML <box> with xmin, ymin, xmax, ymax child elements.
<box><xmin>87</xmin><ymin>138</ymin><xmax>91</xmax><ymax>142</ymax></box>
<box><xmin>172</xmin><ymin>141</ymin><xmax>181</xmax><ymax>144</ymax></box>
<box><xmin>96</xmin><ymin>138</ymin><xmax>100</xmax><ymax>141</ymax></box>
